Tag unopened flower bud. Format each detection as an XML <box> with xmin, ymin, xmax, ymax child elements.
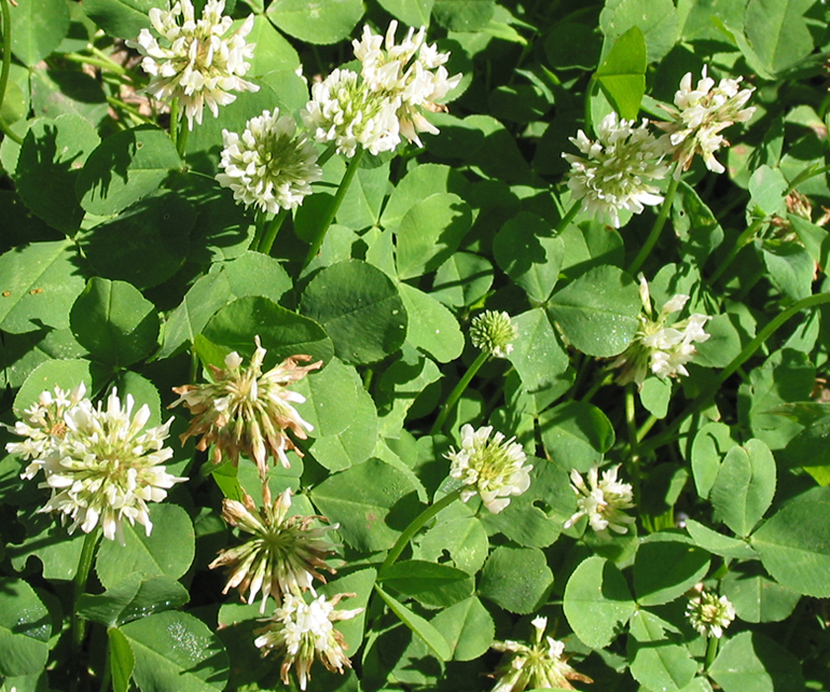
<box><xmin>470</xmin><ymin>310</ymin><xmax>517</xmax><ymax>359</ymax></box>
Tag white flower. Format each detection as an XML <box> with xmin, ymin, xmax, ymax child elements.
<box><xmin>301</xmin><ymin>68</ymin><xmax>402</xmax><ymax>157</ymax></box>
<box><xmin>9</xmin><ymin>387</ymin><xmax>186</xmax><ymax>543</ymax></box>
<box><xmin>564</xmin><ymin>464</ymin><xmax>635</xmax><ymax>536</ymax></box>
<box><xmin>5</xmin><ymin>383</ymin><xmax>88</xmax><ymax>479</ymax></box>
<box><xmin>563</xmin><ymin>112</ymin><xmax>670</xmax><ymax>228</ymax></box>
<box><xmin>610</xmin><ymin>274</ymin><xmax>711</xmax><ymax>388</ymax></box>
<box><xmin>490</xmin><ymin>615</ymin><xmax>593</xmax><ymax>691</ymax></box>
<box><xmin>469</xmin><ymin>310</ymin><xmax>518</xmax><ymax>358</ymax></box>
<box><xmin>254</xmin><ymin>592</ymin><xmax>363</xmax><ymax>691</ymax></box>
<box><xmin>216</xmin><ymin>109</ymin><xmax>322</xmax><ymax>214</ymax></box>
<box><xmin>352</xmin><ymin>21</ymin><xmax>462</xmax><ymax>146</ymax></box>
<box><xmin>446</xmin><ymin>424</ymin><xmax>532</xmax><ymax>514</ymax></box>
<box><xmin>209</xmin><ymin>485</ymin><xmax>337</xmax><ymax>613</ymax></box>
<box><xmin>128</xmin><ymin>0</ymin><xmax>259</xmax><ymax>129</ymax></box>
<box><xmin>657</xmin><ymin>66</ymin><xmax>755</xmax><ymax>176</ymax></box>
<box><xmin>171</xmin><ymin>336</ymin><xmax>323</xmax><ymax>478</ymax></box>
<box><xmin>686</xmin><ymin>590</ymin><xmax>736</xmax><ymax>638</ymax></box>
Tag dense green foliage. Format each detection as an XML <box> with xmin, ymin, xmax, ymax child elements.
<box><xmin>2</xmin><ymin>1</ymin><xmax>830</xmax><ymax>692</ymax></box>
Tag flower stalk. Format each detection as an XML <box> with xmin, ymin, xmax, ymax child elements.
<box><xmin>380</xmin><ymin>488</ymin><xmax>462</xmax><ymax>572</ymax></box>
<box><xmin>627</xmin><ymin>171</ymin><xmax>681</xmax><ymax>276</ymax></box>
<box><xmin>303</xmin><ymin>147</ymin><xmax>365</xmax><ymax>267</ymax></box>
<box><xmin>0</xmin><ymin>0</ymin><xmax>22</xmax><ymax>144</ymax></box>
<box><xmin>430</xmin><ymin>350</ymin><xmax>488</xmax><ymax>434</ymax></box>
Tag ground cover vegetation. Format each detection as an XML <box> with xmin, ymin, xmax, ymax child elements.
<box><xmin>1</xmin><ymin>1</ymin><xmax>830</xmax><ymax>691</ymax></box>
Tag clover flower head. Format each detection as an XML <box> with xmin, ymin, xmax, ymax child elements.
<box><xmin>686</xmin><ymin>589</ymin><xmax>736</xmax><ymax>639</ymax></box>
<box><xmin>216</xmin><ymin>108</ymin><xmax>322</xmax><ymax>213</ymax></box>
<box><xmin>5</xmin><ymin>383</ymin><xmax>88</xmax><ymax>479</ymax></box>
<box><xmin>7</xmin><ymin>386</ymin><xmax>186</xmax><ymax>543</ymax></box>
<box><xmin>563</xmin><ymin>112</ymin><xmax>670</xmax><ymax>228</ymax></box>
<box><xmin>254</xmin><ymin>592</ymin><xmax>363</xmax><ymax>691</ymax></box>
<box><xmin>610</xmin><ymin>274</ymin><xmax>711</xmax><ymax>389</ymax></box>
<box><xmin>657</xmin><ymin>65</ymin><xmax>755</xmax><ymax>176</ymax></box>
<box><xmin>470</xmin><ymin>310</ymin><xmax>518</xmax><ymax>358</ymax></box>
<box><xmin>446</xmin><ymin>424</ymin><xmax>532</xmax><ymax>514</ymax></box>
<box><xmin>490</xmin><ymin>615</ymin><xmax>593</xmax><ymax>691</ymax></box>
<box><xmin>352</xmin><ymin>20</ymin><xmax>462</xmax><ymax>146</ymax></box>
<box><xmin>301</xmin><ymin>68</ymin><xmax>402</xmax><ymax>157</ymax></box>
<box><xmin>210</xmin><ymin>484</ymin><xmax>337</xmax><ymax>612</ymax></box>
<box><xmin>564</xmin><ymin>464</ymin><xmax>635</xmax><ymax>536</ymax></box>
<box><xmin>171</xmin><ymin>336</ymin><xmax>323</xmax><ymax>478</ymax></box>
<box><xmin>128</xmin><ymin>0</ymin><xmax>259</xmax><ymax>129</ymax></box>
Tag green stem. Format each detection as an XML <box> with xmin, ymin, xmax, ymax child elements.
<box><xmin>430</xmin><ymin>350</ymin><xmax>489</xmax><ymax>435</ymax></box>
<box><xmin>176</xmin><ymin>116</ymin><xmax>189</xmax><ymax>158</ymax></box>
<box><xmin>580</xmin><ymin>371</ymin><xmax>612</xmax><ymax>403</ymax></box>
<box><xmin>636</xmin><ymin>413</ymin><xmax>657</xmax><ymax>443</ymax></box>
<box><xmin>380</xmin><ymin>488</ymin><xmax>462</xmax><ymax>572</ymax></box>
<box><xmin>628</xmin><ymin>173</ymin><xmax>681</xmax><ymax>276</ymax></box>
<box><xmin>169</xmin><ymin>99</ymin><xmax>179</xmax><ymax>148</ymax></box>
<box><xmin>704</xmin><ymin>634</ymin><xmax>719</xmax><ymax>672</ymax></box>
<box><xmin>99</xmin><ymin>634</ymin><xmax>113</xmax><ymax>692</ymax></box>
<box><xmin>71</xmin><ymin>529</ymin><xmax>102</xmax><ymax>692</ymax></box>
<box><xmin>640</xmin><ymin>291</ymin><xmax>830</xmax><ymax>455</ymax></box>
<box><xmin>258</xmin><ymin>209</ymin><xmax>288</xmax><ymax>255</ymax></box>
<box><xmin>625</xmin><ymin>386</ymin><xmax>641</xmax><ymax>504</ymax></box>
<box><xmin>105</xmin><ymin>96</ymin><xmax>153</xmax><ymax>125</ymax></box>
<box><xmin>316</xmin><ymin>141</ymin><xmax>337</xmax><ymax>168</ymax></box>
<box><xmin>0</xmin><ymin>0</ymin><xmax>21</xmax><ymax>144</ymax></box>
<box><xmin>303</xmin><ymin>147</ymin><xmax>365</xmax><ymax>268</ymax></box>
<box><xmin>708</xmin><ymin>215</ymin><xmax>765</xmax><ymax>286</ymax></box>
<box><xmin>786</xmin><ymin>162</ymin><xmax>830</xmax><ymax>195</ymax></box>
<box><xmin>554</xmin><ymin>199</ymin><xmax>582</xmax><ymax>235</ymax></box>
<box><xmin>62</xmin><ymin>52</ymin><xmax>128</xmax><ymax>76</ymax></box>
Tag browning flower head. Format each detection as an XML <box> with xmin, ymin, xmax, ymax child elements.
<box><xmin>470</xmin><ymin>310</ymin><xmax>518</xmax><ymax>358</ymax></box>
<box><xmin>7</xmin><ymin>386</ymin><xmax>186</xmax><ymax>544</ymax></box>
<box><xmin>210</xmin><ymin>485</ymin><xmax>337</xmax><ymax>612</ymax></box>
<box><xmin>609</xmin><ymin>274</ymin><xmax>711</xmax><ymax>389</ymax></box>
<box><xmin>657</xmin><ymin>65</ymin><xmax>755</xmax><ymax>177</ymax></box>
<box><xmin>490</xmin><ymin>616</ymin><xmax>593</xmax><ymax>691</ymax></box>
<box><xmin>128</xmin><ymin>0</ymin><xmax>259</xmax><ymax>129</ymax></box>
<box><xmin>564</xmin><ymin>464</ymin><xmax>635</xmax><ymax>537</ymax></box>
<box><xmin>171</xmin><ymin>337</ymin><xmax>323</xmax><ymax>478</ymax></box>
<box><xmin>216</xmin><ymin>108</ymin><xmax>322</xmax><ymax>214</ymax></box>
<box><xmin>563</xmin><ymin>112</ymin><xmax>670</xmax><ymax>228</ymax></box>
<box><xmin>686</xmin><ymin>589</ymin><xmax>736</xmax><ymax>639</ymax></box>
<box><xmin>254</xmin><ymin>592</ymin><xmax>363</xmax><ymax>691</ymax></box>
<box><xmin>446</xmin><ymin>424</ymin><xmax>532</xmax><ymax>514</ymax></box>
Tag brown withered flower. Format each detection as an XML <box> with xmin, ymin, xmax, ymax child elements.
<box><xmin>210</xmin><ymin>484</ymin><xmax>337</xmax><ymax>612</ymax></box>
<box><xmin>171</xmin><ymin>336</ymin><xmax>322</xmax><ymax>477</ymax></box>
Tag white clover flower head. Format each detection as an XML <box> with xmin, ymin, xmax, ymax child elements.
<box><xmin>657</xmin><ymin>65</ymin><xmax>756</xmax><ymax>176</ymax></box>
<box><xmin>171</xmin><ymin>336</ymin><xmax>323</xmax><ymax>478</ymax></box>
<box><xmin>128</xmin><ymin>0</ymin><xmax>259</xmax><ymax>129</ymax></box>
<box><xmin>352</xmin><ymin>20</ymin><xmax>462</xmax><ymax>146</ymax></box>
<box><xmin>686</xmin><ymin>590</ymin><xmax>736</xmax><ymax>638</ymax></box>
<box><xmin>610</xmin><ymin>274</ymin><xmax>711</xmax><ymax>389</ymax></box>
<box><xmin>5</xmin><ymin>383</ymin><xmax>88</xmax><ymax>480</ymax></box>
<box><xmin>490</xmin><ymin>615</ymin><xmax>593</xmax><ymax>691</ymax></box>
<box><xmin>216</xmin><ymin>108</ymin><xmax>322</xmax><ymax>214</ymax></box>
<box><xmin>209</xmin><ymin>485</ymin><xmax>337</xmax><ymax>613</ymax></box>
<box><xmin>469</xmin><ymin>310</ymin><xmax>518</xmax><ymax>358</ymax></box>
<box><xmin>446</xmin><ymin>424</ymin><xmax>532</xmax><ymax>514</ymax></box>
<box><xmin>301</xmin><ymin>68</ymin><xmax>402</xmax><ymax>157</ymax></box>
<box><xmin>14</xmin><ymin>387</ymin><xmax>187</xmax><ymax>544</ymax></box>
<box><xmin>564</xmin><ymin>464</ymin><xmax>635</xmax><ymax>536</ymax></box>
<box><xmin>563</xmin><ymin>112</ymin><xmax>670</xmax><ymax>228</ymax></box>
<box><xmin>254</xmin><ymin>592</ymin><xmax>363</xmax><ymax>691</ymax></box>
